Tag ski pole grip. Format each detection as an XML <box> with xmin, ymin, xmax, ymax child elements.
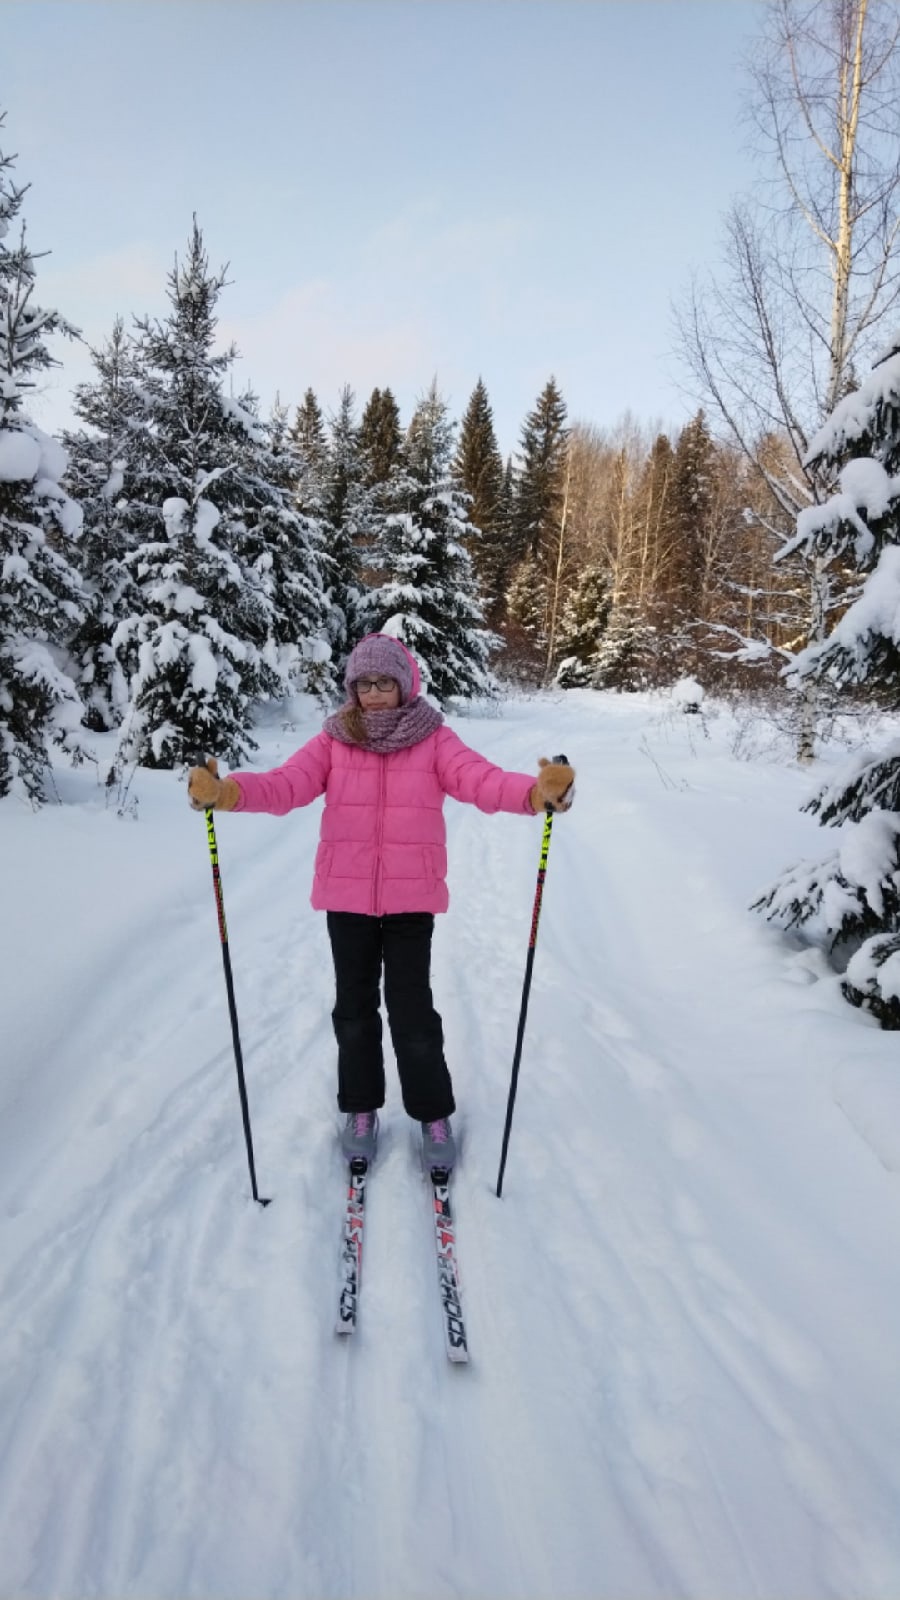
<box><xmin>190</xmin><ymin>753</ymin><xmax>218</xmax><ymax>812</ymax></box>
<box><xmin>546</xmin><ymin>752</ymin><xmax>572</xmax><ymax>815</ymax></box>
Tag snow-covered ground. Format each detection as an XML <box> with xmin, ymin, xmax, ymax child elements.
<box><xmin>2</xmin><ymin>688</ymin><xmax>900</xmax><ymax>1600</ymax></box>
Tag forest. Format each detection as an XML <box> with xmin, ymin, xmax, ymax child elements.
<box><xmin>3</xmin><ymin>1</ymin><xmax>900</xmax><ymax>1029</ymax></box>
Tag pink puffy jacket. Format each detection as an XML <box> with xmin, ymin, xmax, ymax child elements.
<box><xmin>232</xmin><ymin>657</ymin><xmax>535</xmax><ymax>916</ymax></box>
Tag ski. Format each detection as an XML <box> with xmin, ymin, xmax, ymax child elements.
<box><xmin>430</xmin><ymin>1167</ymin><xmax>469</xmax><ymax>1363</ymax></box>
<box><xmin>335</xmin><ymin>1156</ymin><xmax>368</xmax><ymax>1335</ymax></box>
<box><xmin>335</xmin><ymin>1155</ymin><xmax>469</xmax><ymax>1358</ymax></box>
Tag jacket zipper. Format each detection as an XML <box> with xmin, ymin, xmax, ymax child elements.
<box><xmin>372</xmin><ymin>756</ymin><xmax>386</xmax><ymax>915</ymax></box>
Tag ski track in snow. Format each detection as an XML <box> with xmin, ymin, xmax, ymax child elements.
<box><xmin>2</xmin><ymin>695</ymin><xmax>900</xmax><ymax>1599</ymax></box>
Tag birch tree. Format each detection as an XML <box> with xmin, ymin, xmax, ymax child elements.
<box><xmin>753</xmin><ymin>339</ymin><xmax>900</xmax><ymax>1027</ymax></box>
<box><xmin>678</xmin><ymin>0</ymin><xmax>900</xmax><ymax>752</ymax></box>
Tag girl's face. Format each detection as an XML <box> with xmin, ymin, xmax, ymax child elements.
<box><xmin>356</xmin><ymin>675</ymin><xmax>401</xmax><ymax>710</ymax></box>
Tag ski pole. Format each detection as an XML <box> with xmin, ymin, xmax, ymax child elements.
<box><xmin>496</xmin><ymin>753</ymin><xmax>571</xmax><ymax>1199</ymax></box>
<box><xmin>199</xmin><ymin>774</ymin><xmax>271</xmax><ymax>1207</ymax></box>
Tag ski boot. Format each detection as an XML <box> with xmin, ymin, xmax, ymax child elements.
<box><xmin>341</xmin><ymin>1110</ymin><xmax>379</xmax><ymax>1165</ymax></box>
<box><xmin>421</xmin><ymin>1116</ymin><xmax>456</xmax><ymax>1173</ymax></box>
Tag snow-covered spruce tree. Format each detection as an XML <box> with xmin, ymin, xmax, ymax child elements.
<box><xmin>366</xmin><ymin>381</ymin><xmax>498</xmax><ymax>700</ymax></box>
<box><xmin>321</xmin><ymin>385</ymin><xmax>366</xmax><ymax>668</ymax></box>
<box><xmin>115</xmin><ymin>220</ymin><xmax>274</xmax><ymax>769</ymax></box>
<box><xmin>553</xmin><ymin>564</ymin><xmax>612</xmax><ymax>687</ymax></box>
<box><xmin>754</xmin><ymin>339</ymin><xmax>900</xmax><ymax>1026</ymax></box>
<box><xmin>592</xmin><ymin>603</ymin><xmax>657</xmax><ymax>692</ymax></box>
<box><xmin>206</xmin><ymin>381</ymin><xmax>290</xmax><ymax>695</ymax></box>
<box><xmin>248</xmin><ymin>396</ymin><xmax>335</xmax><ymax>698</ymax></box>
<box><xmin>62</xmin><ymin>317</ymin><xmax>147</xmax><ymax>730</ymax></box>
<box><xmin>506</xmin><ymin>553</ymin><xmax>546</xmax><ymax>648</ymax></box>
<box><xmin>0</xmin><ymin>118</ymin><xmax>86</xmax><ymax>801</ymax></box>
<box><xmin>288</xmin><ymin>387</ymin><xmax>335</xmax><ymax>607</ymax></box>
<box><xmin>290</xmin><ymin>386</ymin><xmax>329</xmax><ymax>505</ymax></box>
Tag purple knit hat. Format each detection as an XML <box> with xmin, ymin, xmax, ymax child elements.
<box><xmin>344</xmin><ymin>634</ymin><xmax>415</xmax><ymax>705</ymax></box>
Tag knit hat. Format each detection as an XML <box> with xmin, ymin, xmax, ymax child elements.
<box><xmin>344</xmin><ymin>634</ymin><xmax>415</xmax><ymax>705</ymax></box>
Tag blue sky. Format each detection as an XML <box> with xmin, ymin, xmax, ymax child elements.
<box><xmin>6</xmin><ymin>0</ymin><xmax>764</xmax><ymax>455</ymax></box>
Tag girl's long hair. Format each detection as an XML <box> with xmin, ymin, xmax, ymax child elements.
<box><xmin>340</xmin><ymin>706</ymin><xmax>368</xmax><ymax>745</ymax></box>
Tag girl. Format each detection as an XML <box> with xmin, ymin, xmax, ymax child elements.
<box><xmin>188</xmin><ymin>634</ymin><xmax>574</xmax><ymax>1171</ymax></box>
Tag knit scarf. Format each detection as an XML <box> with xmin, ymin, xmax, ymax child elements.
<box><xmin>323</xmin><ymin>696</ymin><xmax>444</xmax><ymax>753</ymax></box>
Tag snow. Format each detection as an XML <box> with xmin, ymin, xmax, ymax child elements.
<box><xmin>837</xmin><ymin>808</ymin><xmax>900</xmax><ymax>917</ymax></box>
<box><xmin>48</xmin><ymin>486</ymin><xmax>83</xmax><ymax>540</ymax></box>
<box><xmin>164</xmin><ymin>495</ymin><xmax>225</xmax><ymax>552</ymax></box>
<box><xmin>220</xmin><ymin>393</ymin><xmax>266</xmax><ymax>444</ymax></box>
<box><xmin>2</xmin><ymin>691</ymin><xmax>900</xmax><ymax>1599</ymax></box>
<box><xmin>780</xmin><ymin>453</ymin><xmax>900</xmax><ymax>569</ymax></box>
<box><xmin>0</xmin><ymin>427</ymin><xmax>40</xmax><ymax>482</ymax></box>
<box><xmin>380</xmin><ymin>612</ymin><xmax>410</xmax><ymax>641</ymax></box>
<box><xmin>35</xmin><ymin>431</ymin><xmax>67</xmax><ymax>485</ymax></box>
<box><xmin>162</xmin><ymin>496</ymin><xmax>189</xmax><ymax>538</ymax></box>
<box><xmin>0</xmin><ymin>424</ymin><xmax>71</xmax><ymax>488</ymax></box>
<box><xmin>802</xmin><ymin>544</ymin><xmax>900</xmax><ymax>673</ymax></box>
<box><xmin>846</xmin><ymin>935</ymin><xmax>900</xmax><ymax>1011</ymax></box>
<box><xmin>101</xmin><ymin>465</ymin><xmax>125</xmax><ymax>502</ymax></box>
<box><xmin>2</xmin><ymin>551</ymin><xmax>29</xmax><ymax>585</ymax></box>
<box><xmin>806</xmin><ymin>349</ymin><xmax>900</xmax><ymax>464</ymax></box>
<box><xmin>188</xmin><ymin>631</ymin><xmax>223</xmax><ymax>695</ymax></box>
<box><xmin>671</xmin><ymin>675</ymin><xmax>704</xmax><ymax>707</ymax></box>
<box><xmin>837</xmin><ymin>457</ymin><xmax>895</xmax><ymax>518</ymax></box>
<box><xmin>308</xmin><ymin>635</ymin><xmax>333</xmax><ymax>664</ymax></box>
<box><xmin>193</xmin><ymin>495</ymin><xmax>220</xmax><ymax>546</ymax></box>
<box><xmin>193</xmin><ymin>469</ymin><xmax>229</xmax><ymax>502</ymax></box>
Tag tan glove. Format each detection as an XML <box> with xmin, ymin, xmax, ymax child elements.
<box><xmin>530</xmin><ymin>757</ymin><xmax>575</xmax><ymax>814</ymax></box>
<box><xmin>187</xmin><ymin>757</ymin><xmax>240</xmax><ymax>812</ymax></box>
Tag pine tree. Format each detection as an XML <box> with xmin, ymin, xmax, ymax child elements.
<box><xmin>62</xmin><ymin>318</ymin><xmax>147</xmax><ymax>730</ymax></box>
<box><xmin>498</xmin><ymin>455</ymin><xmax>515</xmax><ymax>541</ymax></box>
<box><xmin>553</xmin><ymin>564</ymin><xmax>612</xmax><ymax>687</ymax></box>
<box><xmin>591</xmin><ymin>605</ymin><xmax>657</xmax><ymax>691</ymax></box>
<box><xmin>506</xmin><ymin>554</ymin><xmax>546</xmax><ymax>643</ymax></box>
<box><xmin>322</xmin><ymin>385</ymin><xmax>365</xmax><ymax>666</ymax></box>
<box><xmin>454</xmin><ymin>378</ymin><xmax>505</xmax><ymax>609</ymax></box>
<box><xmin>291</xmin><ymin>386</ymin><xmax>328</xmax><ymax>470</ymax></box>
<box><xmin>358</xmin><ymin>386</ymin><xmax>402</xmax><ymax>487</ymax></box>
<box><xmin>366</xmin><ymin>381</ymin><xmax>497</xmax><ymax>699</ymax></box>
<box><xmin>234</xmin><ymin>392</ymin><xmax>336</xmax><ymax>699</ymax></box>
<box><xmin>222</xmin><ymin>382</ymin><xmax>288</xmax><ymax>662</ymax></box>
<box><xmin>115</xmin><ymin>220</ymin><xmax>274</xmax><ymax>770</ymax></box>
<box><xmin>0</xmin><ymin>116</ymin><xmax>86</xmax><ymax>801</ymax></box>
<box><xmin>512</xmin><ymin>377</ymin><xmax>569</xmax><ymax>568</ymax></box>
<box><xmin>290</xmin><ymin>387</ymin><xmax>329</xmax><ymax>517</ymax></box>
<box><xmin>754</xmin><ymin>339</ymin><xmax>900</xmax><ymax>1026</ymax></box>
<box><xmin>455</xmin><ymin>379</ymin><xmax>503</xmax><ymax>527</ymax></box>
<box><xmin>505</xmin><ymin>378</ymin><xmax>569</xmax><ymax>644</ymax></box>
<box><xmin>670</xmin><ymin>410</ymin><xmax>714</xmax><ymax>608</ymax></box>
<box><xmin>355</xmin><ymin>387</ymin><xmax>405</xmax><ymax>641</ymax></box>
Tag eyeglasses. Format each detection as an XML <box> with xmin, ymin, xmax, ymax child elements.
<box><xmin>356</xmin><ymin>676</ymin><xmax>397</xmax><ymax>694</ymax></box>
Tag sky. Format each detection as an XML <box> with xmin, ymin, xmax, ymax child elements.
<box><xmin>5</xmin><ymin>0</ymin><xmax>765</xmax><ymax>456</ymax></box>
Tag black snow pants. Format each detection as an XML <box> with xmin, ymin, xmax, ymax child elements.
<box><xmin>326</xmin><ymin>911</ymin><xmax>455</xmax><ymax>1123</ymax></box>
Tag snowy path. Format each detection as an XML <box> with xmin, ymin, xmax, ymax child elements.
<box><xmin>2</xmin><ymin>692</ymin><xmax>900</xmax><ymax>1600</ymax></box>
